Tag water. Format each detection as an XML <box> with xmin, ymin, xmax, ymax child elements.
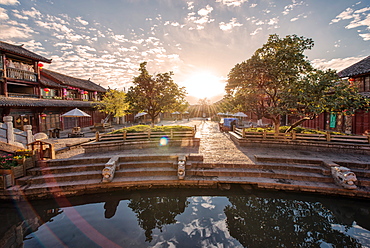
<box><xmin>1</xmin><ymin>188</ymin><xmax>370</xmax><ymax>247</ymax></box>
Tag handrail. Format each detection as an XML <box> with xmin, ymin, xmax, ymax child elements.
<box><xmin>234</xmin><ymin>127</ymin><xmax>370</xmax><ymax>144</ymax></box>
<box><xmin>6</xmin><ymin>68</ymin><xmax>37</xmax><ymax>82</ymax></box>
<box><xmin>97</xmin><ymin>129</ymin><xmax>196</xmax><ymax>142</ymax></box>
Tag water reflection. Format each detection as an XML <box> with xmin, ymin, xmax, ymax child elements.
<box><xmin>0</xmin><ymin>188</ymin><xmax>369</xmax><ymax>247</ymax></box>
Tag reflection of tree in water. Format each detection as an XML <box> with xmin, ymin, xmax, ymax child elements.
<box><xmin>224</xmin><ymin>196</ymin><xmax>361</xmax><ymax>247</ymax></box>
<box><xmin>128</xmin><ymin>195</ymin><xmax>188</xmax><ymax>242</ymax></box>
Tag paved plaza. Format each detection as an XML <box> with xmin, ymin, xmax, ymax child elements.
<box><xmin>51</xmin><ymin>119</ymin><xmax>370</xmax><ymax>164</ymax></box>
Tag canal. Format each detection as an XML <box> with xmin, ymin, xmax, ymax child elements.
<box><xmin>1</xmin><ymin>187</ymin><xmax>370</xmax><ymax>247</ymax></box>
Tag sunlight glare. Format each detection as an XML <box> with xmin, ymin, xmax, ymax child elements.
<box><xmin>183</xmin><ymin>72</ymin><xmax>225</xmax><ymax>99</ymax></box>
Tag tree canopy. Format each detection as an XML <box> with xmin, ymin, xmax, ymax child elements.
<box><xmin>95</xmin><ymin>89</ymin><xmax>128</xmax><ymax>117</ymax></box>
<box><xmin>126</xmin><ymin>62</ymin><xmax>188</xmax><ymax>125</ymax></box>
<box><xmin>226</xmin><ymin>34</ymin><xmax>368</xmax><ymax>132</ymax></box>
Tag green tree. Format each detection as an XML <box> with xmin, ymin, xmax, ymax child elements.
<box><xmin>95</xmin><ymin>89</ymin><xmax>128</xmax><ymax>117</ymax></box>
<box><xmin>226</xmin><ymin>34</ymin><xmax>367</xmax><ymax>132</ymax></box>
<box><xmin>126</xmin><ymin>62</ymin><xmax>187</xmax><ymax>126</ymax></box>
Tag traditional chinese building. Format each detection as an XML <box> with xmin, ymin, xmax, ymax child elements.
<box><xmin>302</xmin><ymin>56</ymin><xmax>370</xmax><ymax>134</ymax></box>
<box><xmin>0</xmin><ymin>41</ymin><xmax>107</xmax><ymax>133</ymax></box>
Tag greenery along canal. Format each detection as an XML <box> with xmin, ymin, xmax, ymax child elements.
<box><xmin>1</xmin><ymin>188</ymin><xmax>370</xmax><ymax>247</ymax></box>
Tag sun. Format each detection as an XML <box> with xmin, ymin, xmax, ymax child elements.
<box><xmin>183</xmin><ymin>72</ymin><xmax>225</xmax><ymax>99</ymax></box>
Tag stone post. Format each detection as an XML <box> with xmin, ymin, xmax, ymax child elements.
<box><xmin>3</xmin><ymin>116</ymin><xmax>15</xmax><ymax>145</ymax></box>
<box><xmin>24</xmin><ymin>125</ymin><xmax>34</xmax><ymax>145</ymax></box>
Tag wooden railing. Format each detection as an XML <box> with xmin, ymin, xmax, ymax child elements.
<box><xmin>233</xmin><ymin>127</ymin><xmax>370</xmax><ymax>144</ymax></box>
<box><xmin>6</xmin><ymin>68</ymin><xmax>37</xmax><ymax>82</ymax></box>
<box><xmin>96</xmin><ymin>129</ymin><xmax>196</xmax><ymax>142</ymax></box>
<box><xmin>8</xmin><ymin>93</ymin><xmax>39</xmax><ymax>98</ymax></box>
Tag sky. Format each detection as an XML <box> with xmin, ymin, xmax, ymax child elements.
<box><xmin>1</xmin><ymin>0</ymin><xmax>370</xmax><ymax>104</ymax></box>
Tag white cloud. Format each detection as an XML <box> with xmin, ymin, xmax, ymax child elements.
<box><xmin>198</xmin><ymin>5</ymin><xmax>213</xmax><ymax>16</ymax></box>
<box><xmin>0</xmin><ymin>19</ymin><xmax>35</xmax><ymax>39</ymax></box>
<box><xmin>359</xmin><ymin>33</ymin><xmax>370</xmax><ymax>41</ymax></box>
<box><xmin>250</xmin><ymin>27</ymin><xmax>262</xmax><ymax>35</ymax></box>
<box><xmin>22</xmin><ymin>7</ymin><xmax>41</xmax><ymax>19</ymax></box>
<box><xmin>219</xmin><ymin>18</ymin><xmax>243</xmax><ymax>31</ymax></box>
<box><xmin>0</xmin><ymin>0</ymin><xmax>19</xmax><ymax>5</ymax></box>
<box><xmin>290</xmin><ymin>13</ymin><xmax>307</xmax><ymax>22</ymax></box>
<box><xmin>0</xmin><ymin>7</ymin><xmax>8</xmax><ymax>20</ymax></box>
<box><xmin>76</xmin><ymin>16</ymin><xmax>88</xmax><ymax>25</ymax></box>
<box><xmin>187</xmin><ymin>1</ymin><xmax>194</xmax><ymax>10</ymax></box>
<box><xmin>312</xmin><ymin>56</ymin><xmax>367</xmax><ymax>71</ymax></box>
<box><xmin>12</xmin><ymin>9</ymin><xmax>28</xmax><ymax>19</ymax></box>
<box><xmin>330</xmin><ymin>6</ymin><xmax>370</xmax><ymax>41</ymax></box>
<box><xmin>185</xmin><ymin>5</ymin><xmax>214</xmax><ymax>30</ymax></box>
<box><xmin>267</xmin><ymin>17</ymin><xmax>279</xmax><ymax>25</ymax></box>
<box><xmin>282</xmin><ymin>0</ymin><xmax>304</xmax><ymax>15</ymax></box>
<box><xmin>216</xmin><ymin>0</ymin><xmax>248</xmax><ymax>7</ymax></box>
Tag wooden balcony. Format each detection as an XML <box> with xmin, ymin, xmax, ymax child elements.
<box><xmin>6</xmin><ymin>68</ymin><xmax>37</xmax><ymax>82</ymax></box>
<box><xmin>8</xmin><ymin>93</ymin><xmax>39</xmax><ymax>98</ymax></box>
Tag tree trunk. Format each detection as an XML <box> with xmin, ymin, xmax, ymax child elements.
<box><xmin>273</xmin><ymin>119</ymin><xmax>280</xmax><ymax>134</ymax></box>
<box><xmin>285</xmin><ymin>117</ymin><xmax>311</xmax><ymax>133</ymax></box>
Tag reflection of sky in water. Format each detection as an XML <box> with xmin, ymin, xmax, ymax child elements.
<box><xmin>22</xmin><ymin>193</ymin><xmax>370</xmax><ymax>248</ymax></box>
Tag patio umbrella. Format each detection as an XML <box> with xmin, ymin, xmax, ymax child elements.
<box><xmin>61</xmin><ymin>108</ymin><xmax>91</xmax><ymax>127</ymax></box>
<box><xmin>61</xmin><ymin>108</ymin><xmax>91</xmax><ymax>117</ymax></box>
<box><xmin>233</xmin><ymin>112</ymin><xmax>248</xmax><ymax>117</ymax></box>
<box><xmin>134</xmin><ymin>112</ymin><xmax>147</xmax><ymax>118</ymax></box>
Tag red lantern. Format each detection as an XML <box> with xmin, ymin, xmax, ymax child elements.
<box><xmin>44</xmin><ymin>88</ymin><xmax>50</xmax><ymax>93</ymax></box>
<box><xmin>84</xmin><ymin>91</ymin><xmax>88</xmax><ymax>94</ymax></box>
<box><xmin>349</xmin><ymin>78</ymin><xmax>355</xmax><ymax>82</ymax></box>
<box><xmin>38</xmin><ymin>63</ymin><xmax>44</xmax><ymax>69</ymax></box>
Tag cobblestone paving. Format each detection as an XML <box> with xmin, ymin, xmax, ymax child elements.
<box><xmin>53</xmin><ymin>119</ymin><xmax>370</xmax><ymax>164</ymax></box>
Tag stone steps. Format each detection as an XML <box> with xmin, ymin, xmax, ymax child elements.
<box><xmin>186</xmin><ymin>168</ymin><xmax>333</xmax><ymax>183</ymax></box>
<box><xmin>7</xmin><ymin>154</ymin><xmax>370</xmax><ymax>200</ymax></box>
<box><xmin>201</xmin><ymin>162</ymin><xmax>330</xmax><ymax>175</ymax></box>
<box><xmin>27</xmin><ymin>163</ymin><xmax>107</xmax><ymax>176</ymax></box>
<box><xmin>118</xmin><ymin>161</ymin><xmax>177</xmax><ymax>169</ymax></box>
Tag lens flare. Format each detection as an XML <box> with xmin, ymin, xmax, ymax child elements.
<box><xmin>159</xmin><ymin>136</ymin><xmax>169</xmax><ymax>146</ymax></box>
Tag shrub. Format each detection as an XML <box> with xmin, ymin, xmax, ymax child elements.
<box><xmin>110</xmin><ymin>125</ymin><xmax>193</xmax><ymax>134</ymax></box>
<box><xmin>0</xmin><ymin>154</ymin><xmax>19</xmax><ymax>169</ymax></box>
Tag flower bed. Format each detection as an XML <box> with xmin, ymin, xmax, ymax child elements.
<box><xmin>0</xmin><ymin>152</ymin><xmax>35</xmax><ymax>188</ymax></box>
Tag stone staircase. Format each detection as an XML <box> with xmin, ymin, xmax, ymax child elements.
<box><xmin>3</xmin><ymin>154</ymin><xmax>370</xmax><ymax>200</ymax></box>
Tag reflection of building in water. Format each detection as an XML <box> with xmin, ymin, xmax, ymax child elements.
<box><xmin>0</xmin><ymin>200</ymin><xmax>62</xmax><ymax>248</ymax></box>
<box><xmin>128</xmin><ymin>195</ymin><xmax>188</xmax><ymax>242</ymax></box>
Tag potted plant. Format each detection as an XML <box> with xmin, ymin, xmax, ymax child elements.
<box><xmin>0</xmin><ymin>154</ymin><xmax>25</xmax><ymax>188</ymax></box>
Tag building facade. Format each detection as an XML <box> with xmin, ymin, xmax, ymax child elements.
<box><xmin>0</xmin><ymin>41</ymin><xmax>107</xmax><ymax>133</ymax></box>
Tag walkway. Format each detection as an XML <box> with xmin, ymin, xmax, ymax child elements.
<box><xmin>52</xmin><ymin>119</ymin><xmax>370</xmax><ymax>164</ymax></box>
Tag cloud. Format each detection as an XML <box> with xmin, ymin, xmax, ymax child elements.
<box><xmin>185</xmin><ymin>5</ymin><xmax>214</xmax><ymax>30</ymax></box>
<box><xmin>282</xmin><ymin>0</ymin><xmax>304</xmax><ymax>15</ymax></box>
<box><xmin>215</xmin><ymin>0</ymin><xmax>248</xmax><ymax>7</ymax></box>
<box><xmin>0</xmin><ymin>7</ymin><xmax>8</xmax><ymax>20</ymax></box>
<box><xmin>219</xmin><ymin>18</ymin><xmax>243</xmax><ymax>31</ymax></box>
<box><xmin>312</xmin><ymin>56</ymin><xmax>367</xmax><ymax>72</ymax></box>
<box><xmin>76</xmin><ymin>16</ymin><xmax>88</xmax><ymax>25</ymax></box>
<box><xmin>359</xmin><ymin>33</ymin><xmax>370</xmax><ymax>41</ymax></box>
<box><xmin>330</xmin><ymin>6</ymin><xmax>370</xmax><ymax>41</ymax></box>
<box><xmin>22</xmin><ymin>7</ymin><xmax>42</xmax><ymax>19</ymax></box>
<box><xmin>0</xmin><ymin>0</ymin><xmax>19</xmax><ymax>5</ymax></box>
<box><xmin>290</xmin><ymin>13</ymin><xmax>307</xmax><ymax>22</ymax></box>
<box><xmin>250</xmin><ymin>27</ymin><xmax>262</xmax><ymax>35</ymax></box>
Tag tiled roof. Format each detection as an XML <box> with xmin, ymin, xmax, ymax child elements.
<box><xmin>0</xmin><ymin>96</ymin><xmax>97</xmax><ymax>108</ymax></box>
<box><xmin>0</xmin><ymin>41</ymin><xmax>52</xmax><ymax>63</ymax></box>
<box><xmin>40</xmin><ymin>75</ymin><xmax>67</xmax><ymax>88</ymax></box>
<box><xmin>338</xmin><ymin>56</ymin><xmax>370</xmax><ymax>78</ymax></box>
<box><xmin>41</xmin><ymin>69</ymin><xmax>106</xmax><ymax>92</ymax></box>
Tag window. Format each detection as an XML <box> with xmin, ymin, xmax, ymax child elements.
<box><xmin>364</xmin><ymin>76</ymin><xmax>370</xmax><ymax>92</ymax></box>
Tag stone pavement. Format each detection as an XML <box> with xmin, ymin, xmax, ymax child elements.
<box><xmin>51</xmin><ymin>119</ymin><xmax>370</xmax><ymax>164</ymax></box>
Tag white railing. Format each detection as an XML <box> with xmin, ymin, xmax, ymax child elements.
<box><xmin>0</xmin><ymin>116</ymin><xmax>34</xmax><ymax>148</ymax></box>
